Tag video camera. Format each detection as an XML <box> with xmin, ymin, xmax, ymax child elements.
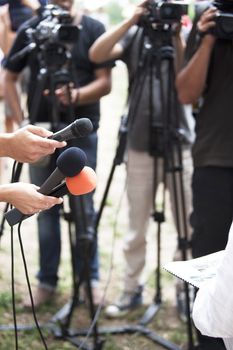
<box><xmin>139</xmin><ymin>0</ymin><xmax>188</xmax><ymax>27</ymax></box>
<box><xmin>25</xmin><ymin>4</ymin><xmax>80</xmax><ymax>69</ymax></box>
<box><xmin>32</xmin><ymin>4</ymin><xmax>79</xmax><ymax>45</ymax></box>
<box><xmin>211</xmin><ymin>0</ymin><xmax>233</xmax><ymax>40</ymax></box>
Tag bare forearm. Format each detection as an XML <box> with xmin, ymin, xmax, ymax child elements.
<box><xmin>4</xmin><ymin>71</ymin><xmax>23</xmax><ymax>124</ymax></box>
<box><xmin>89</xmin><ymin>19</ymin><xmax>133</xmax><ymax>62</ymax></box>
<box><xmin>90</xmin><ymin>1</ymin><xmax>148</xmax><ymax>63</ymax></box>
<box><xmin>176</xmin><ymin>36</ymin><xmax>215</xmax><ymax>104</ymax></box>
<box><xmin>173</xmin><ymin>33</ymin><xmax>185</xmax><ymax>73</ymax></box>
<box><xmin>77</xmin><ymin>77</ymin><xmax>111</xmax><ymax>105</ymax></box>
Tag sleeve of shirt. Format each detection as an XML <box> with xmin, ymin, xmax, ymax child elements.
<box><xmin>4</xmin><ymin>26</ymin><xmax>30</xmax><ymax>73</ymax></box>
<box><xmin>192</xmin><ymin>223</ymin><xmax>233</xmax><ymax>338</ymax></box>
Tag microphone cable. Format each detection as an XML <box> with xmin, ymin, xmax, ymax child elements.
<box><xmin>11</xmin><ymin>223</ymin><xmax>19</xmax><ymax>350</ymax></box>
<box><xmin>0</xmin><ymin>160</ymin><xmax>18</xmax><ymax>243</ymax></box>
<box><xmin>9</xmin><ymin>160</ymin><xmax>19</xmax><ymax>349</ymax></box>
<box><xmin>77</xmin><ymin>179</ymin><xmax>127</xmax><ymax>350</ymax></box>
<box><xmin>17</xmin><ymin>221</ymin><xmax>48</xmax><ymax>350</ymax></box>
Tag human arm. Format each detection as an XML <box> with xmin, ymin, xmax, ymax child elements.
<box><xmin>4</xmin><ymin>69</ymin><xmax>23</xmax><ymax>124</ymax></box>
<box><xmin>0</xmin><ymin>125</ymin><xmax>66</xmax><ymax>163</ymax></box>
<box><xmin>192</xmin><ymin>224</ymin><xmax>233</xmax><ymax>338</ymax></box>
<box><xmin>89</xmin><ymin>0</ymin><xmax>148</xmax><ymax>63</ymax></box>
<box><xmin>172</xmin><ymin>23</ymin><xmax>186</xmax><ymax>73</ymax></box>
<box><xmin>0</xmin><ymin>182</ymin><xmax>63</xmax><ymax>215</ymax></box>
<box><xmin>55</xmin><ymin>67</ymin><xmax>112</xmax><ymax>106</ymax></box>
<box><xmin>21</xmin><ymin>0</ymin><xmax>41</xmax><ymax>12</ymax></box>
<box><xmin>176</xmin><ymin>7</ymin><xmax>217</xmax><ymax>104</ymax></box>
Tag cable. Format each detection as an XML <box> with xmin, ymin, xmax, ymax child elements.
<box><xmin>17</xmin><ymin>221</ymin><xmax>48</xmax><ymax>350</ymax></box>
<box><xmin>8</xmin><ymin>161</ymin><xmax>20</xmax><ymax>349</ymax></box>
<box><xmin>0</xmin><ymin>161</ymin><xmax>19</xmax><ymax>244</ymax></box>
<box><xmin>11</xmin><ymin>225</ymin><xmax>19</xmax><ymax>350</ymax></box>
<box><xmin>77</xmin><ymin>179</ymin><xmax>127</xmax><ymax>350</ymax></box>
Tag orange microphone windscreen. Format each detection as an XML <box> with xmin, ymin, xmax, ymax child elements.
<box><xmin>66</xmin><ymin>166</ymin><xmax>97</xmax><ymax>195</ymax></box>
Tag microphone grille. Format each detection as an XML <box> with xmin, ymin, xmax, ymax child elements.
<box><xmin>74</xmin><ymin>118</ymin><xmax>93</xmax><ymax>137</ymax></box>
<box><xmin>57</xmin><ymin>147</ymin><xmax>87</xmax><ymax>177</ymax></box>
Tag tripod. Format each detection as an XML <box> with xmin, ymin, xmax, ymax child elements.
<box><xmin>95</xmin><ymin>24</ymin><xmax>195</xmax><ymax>350</ymax></box>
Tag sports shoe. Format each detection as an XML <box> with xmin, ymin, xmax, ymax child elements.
<box><xmin>105</xmin><ymin>286</ymin><xmax>143</xmax><ymax>318</ymax></box>
<box><xmin>23</xmin><ymin>286</ymin><xmax>55</xmax><ymax>309</ymax></box>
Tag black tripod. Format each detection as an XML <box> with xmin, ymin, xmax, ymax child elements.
<box><xmin>94</xmin><ymin>24</ymin><xmax>194</xmax><ymax>350</ymax></box>
<box><xmin>0</xmin><ymin>38</ymin><xmax>103</xmax><ymax>350</ymax></box>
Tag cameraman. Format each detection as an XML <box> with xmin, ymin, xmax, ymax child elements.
<box><xmin>90</xmin><ymin>0</ymin><xmax>194</xmax><ymax>318</ymax></box>
<box><xmin>4</xmin><ymin>0</ymin><xmax>112</xmax><ymax>308</ymax></box>
<box><xmin>176</xmin><ymin>1</ymin><xmax>233</xmax><ymax>349</ymax></box>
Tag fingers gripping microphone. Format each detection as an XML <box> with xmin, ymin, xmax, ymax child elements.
<box><xmin>48</xmin><ymin>118</ymin><xmax>93</xmax><ymax>142</ymax></box>
<box><xmin>5</xmin><ymin>147</ymin><xmax>87</xmax><ymax>226</ymax></box>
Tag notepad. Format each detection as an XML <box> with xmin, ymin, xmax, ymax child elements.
<box><xmin>164</xmin><ymin>250</ymin><xmax>224</xmax><ymax>288</ymax></box>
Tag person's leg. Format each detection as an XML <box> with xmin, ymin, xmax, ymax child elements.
<box><xmin>105</xmin><ymin>149</ymin><xmax>157</xmax><ymax>317</ymax></box>
<box><xmin>191</xmin><ymin>166</ymin><xmax>233</xmax><ymax>258</ymax></box>
<box><xmin>29</xmin><ymin>154</ymin><xmax>61</xmax><ymax>290</ymax></box>
<box><xmin>191</xmin><ymin>166</ymin><xmax>233</xmax><ymax>350</ymax></box>
<box><xmin>123</xmin><ymin>149</ymin><xmax>156</xmax><ymax>293</ymax></box>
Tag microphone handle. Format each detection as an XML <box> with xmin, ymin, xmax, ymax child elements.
<box><xmin>4</xmin><ymin>183</ymin><xmax>68</xmax><ymax>227</ymax></box>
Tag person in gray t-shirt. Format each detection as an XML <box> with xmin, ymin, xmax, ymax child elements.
<box><xmin>90</xmin><ymin>0</ymin><xmax>194</xmax><ymax>319</ymax></box>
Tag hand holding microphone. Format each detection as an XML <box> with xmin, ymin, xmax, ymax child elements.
<box><xmin>1</xmin><ymin>125</ymin><xmax>67</xmax><ymax>164</ymax></box>
<box><xmin>5</xmin><ymin>147</ymin><xmax>87</xmax><ymax>226</ymax></box>
<box><xmin>2</xmin><ymin>118</ymin><xmax>93</xmax><ymax>164</ymax></box>
<box><xmin>4</xmin><ymin>166</ymin><xmax>97</xmax><ymax>226</ymax></box>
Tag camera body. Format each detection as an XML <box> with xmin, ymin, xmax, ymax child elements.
<box><xmin>140</xmin><ymin>0</ymin><xmax>187</xmax><ymax>26</ymax></box>
<box><xmin>26</xmin><ymin>5</ymin><xmax>80</xmax><ymax>70</ymax></box>
<box><xmin>33</xmin><ymin>5</ymin><xmax>79</xmax><ymax>45</ymax></box>
<box><xmin>211</xmin><ymin>0</ymin><xmax>233</xmax><ymax>39</ymax></box>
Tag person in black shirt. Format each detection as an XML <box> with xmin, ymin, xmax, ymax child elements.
<box><xmin>176</xmin><ymin>1</ymin><xmax>233</xmax><ymax>349</ymax></box>
<box><xmin>4</xmin><ymin>0</ymin><xmax>112</xmax><ymax>308</ymax></box>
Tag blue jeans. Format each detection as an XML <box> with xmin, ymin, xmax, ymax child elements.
<box><xmin>30</xmin><ymin>132</ymin><xmax>99</xmax><ymax>289</ymax></box>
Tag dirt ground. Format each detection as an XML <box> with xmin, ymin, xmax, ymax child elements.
<box><xmin>0</xmin><ymin>64</ymin><xmax>193</xmax><ymax>349</ymax></box>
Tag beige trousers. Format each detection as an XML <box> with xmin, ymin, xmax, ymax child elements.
<box><xmin>123</xmin><ymin>147</ymin><xmax>193</xmax><ymax>292</ymax></box>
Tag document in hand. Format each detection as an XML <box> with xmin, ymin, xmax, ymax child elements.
<box><xmin>163</xmin><ymin>250</ymin><xmax>224</xmax><ymax>289</ymax></box>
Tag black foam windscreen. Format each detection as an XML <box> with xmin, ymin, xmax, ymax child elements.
<box><xmin>56</xmin><ymin>147</ymin><xmax>87</xmax><ymax>177</ymax></box>
<box><xmin>73</xmin><ymin>118</ymin><xmax>93</xmax><ymax>137</ymax></box>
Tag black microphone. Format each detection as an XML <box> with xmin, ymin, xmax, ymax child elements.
<box><xmin>4</xmin><ymin>147</ymin><xmax>87</xmax><ymax>226</ymax></box>
<box><xmin>48</xmin><ymin>118</ymin><xmax>93</xmax><ymax>142</ymax></box>
<box><xmin>39</xmin><ymin>147</ymin><xmax>86</xmax><ymax>194</ymax></box>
